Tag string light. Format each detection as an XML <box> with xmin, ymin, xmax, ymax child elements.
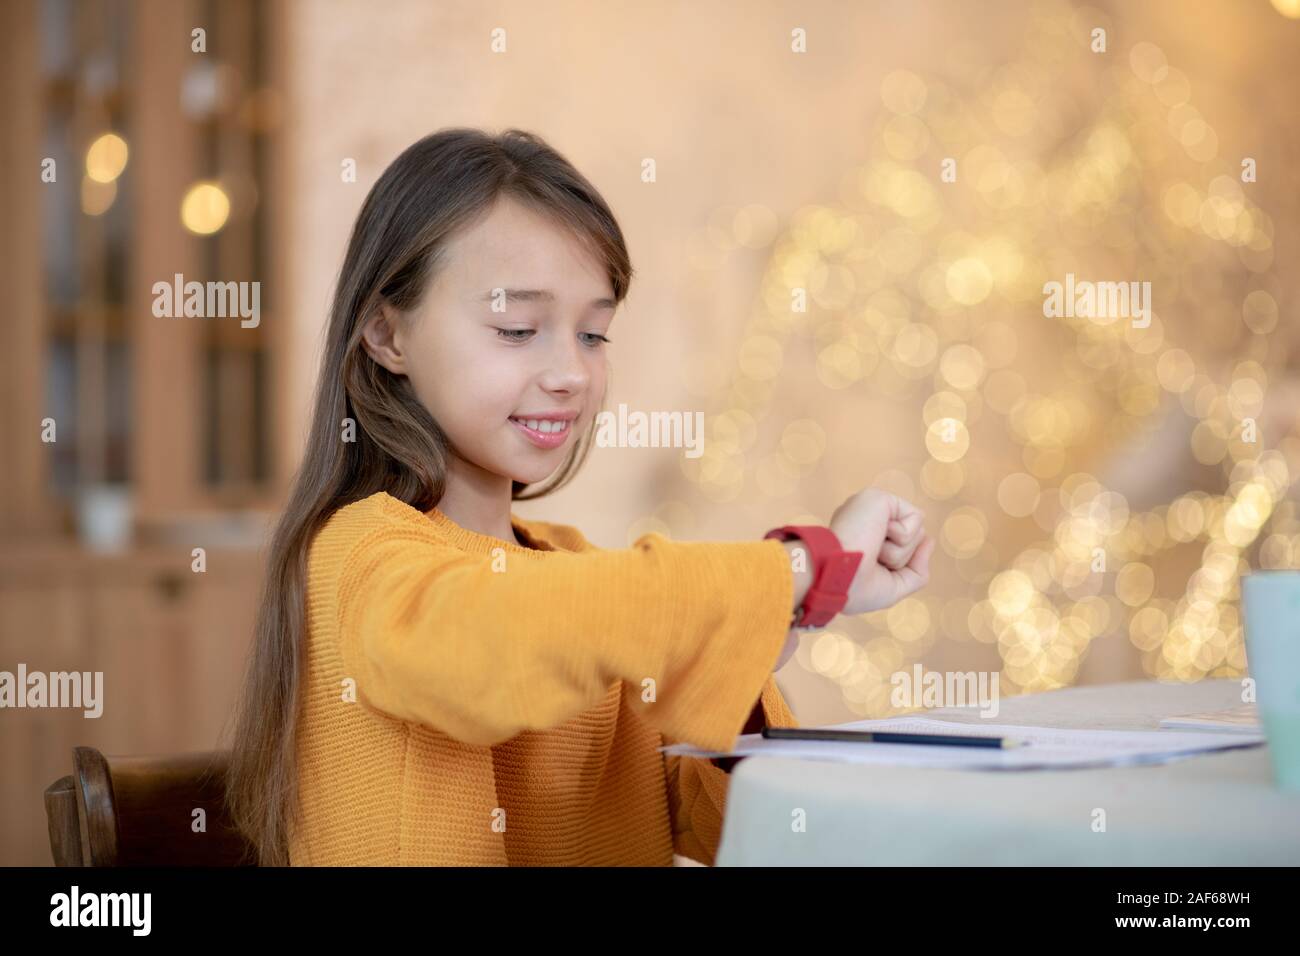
<box><xmin>679</xmin><ymin>4</ymin><xmax>1297</xmax><ymax>714</ymax></box>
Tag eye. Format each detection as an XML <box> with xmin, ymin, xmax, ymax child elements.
<box><xmin>495</xmin><ymin>328</ymin><xmax>534</xmax><ymax>342</ymax></box>
<box><xmin>580</xmin><ymin>332</ymin><xmax>612</xmax><ymax>347</ymax></box>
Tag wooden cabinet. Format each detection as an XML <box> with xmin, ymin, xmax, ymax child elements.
<box><xmin>0</xmin><ymin>547</ymin><xmax>263</xmax><ymax>866</ymax></box>
<box><xmin>0</xmin><ymin>0</ymin><xmax>288</xmax><ymax>865</ymax></box>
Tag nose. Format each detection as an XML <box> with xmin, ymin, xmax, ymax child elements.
<box><xmin>538</xmin><ymin>332</ymin><xmax>592</xmax><ymax>395</ymax></box>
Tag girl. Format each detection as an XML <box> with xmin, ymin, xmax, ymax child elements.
<box><xmin>226</xmin><ymin>127</ymin><xmax>934</xmax><ymax>866</ymax></box>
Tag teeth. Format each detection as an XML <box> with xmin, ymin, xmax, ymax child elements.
<box><xmin>515</xmin><ymin>418</ymin><xmax>570</xmax><ymax>434</ymax></box>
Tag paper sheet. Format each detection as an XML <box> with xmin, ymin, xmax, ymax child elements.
<box><xmin>1158</xmin><ymin>703</ymin><xmax>1261</xmax><ymax>734</ymax></box>
<box><xmin>658</xmin><ymin>716</ymin><xmax>1267</xmax><ymax>771</ymax></box>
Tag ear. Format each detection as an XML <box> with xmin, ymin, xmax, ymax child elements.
<box><xmin>360</xmin><ymin>299</ymin><xmax>407</xmax><ymax>375</ymax></box>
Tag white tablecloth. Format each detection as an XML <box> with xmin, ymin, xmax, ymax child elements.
<box><xmin>716</xmin><ymin>679</ymin><xmax>1300</xmax><ymax>865</ymax></box>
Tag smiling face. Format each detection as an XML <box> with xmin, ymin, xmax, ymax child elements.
<box><xmin>363</xmin><ymin>196</ymin><xmax>616</xmax><ymax>489</ymax></box>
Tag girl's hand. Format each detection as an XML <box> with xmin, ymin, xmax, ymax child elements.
<box><xmin>879</xmin><ymin>499</ymin><xmax>926</xmax><ymax>571</ymax></box>
<box><xmin>829</xmin><ymin>489</ymin><xmax>934</xmax><ymax>615</ymax></box>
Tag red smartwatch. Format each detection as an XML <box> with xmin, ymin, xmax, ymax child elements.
<box><xmin>763</xmin><ymin>525</ymin><xmax>864</xmax><ymax>629</ymax></box>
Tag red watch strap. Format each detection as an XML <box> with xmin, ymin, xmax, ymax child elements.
<box><xmin>764</xmin><ymin>525</ymin><xmax>864</xmax><ymax>627</ymax></box>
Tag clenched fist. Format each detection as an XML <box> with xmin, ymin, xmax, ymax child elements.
<box><xmin>829</xmin><ymin>489</ymin><xmax>934</xmax><ymax>615</ymax></box>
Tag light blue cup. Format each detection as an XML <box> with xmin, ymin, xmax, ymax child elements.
<box><xmin>1241</xmin><ymin>570</ymin><xmax>1300</xmax><ymax>791</ymax></box>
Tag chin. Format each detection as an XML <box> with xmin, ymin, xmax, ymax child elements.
<box><xmin>509</xmin><ymin>462</ymin><xmax>562</xmax><ymax>485</ymax></box>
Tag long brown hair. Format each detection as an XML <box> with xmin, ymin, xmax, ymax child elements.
<box><xmin>225</xmin><ymin>128</ymin><xmax>634</xmax><ymax>865</ymax></box>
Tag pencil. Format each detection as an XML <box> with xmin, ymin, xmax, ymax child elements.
<box><xmin>761</xmin><ymin>727</ymin><xmax>1026</xmax><ymax>749</ymax></box>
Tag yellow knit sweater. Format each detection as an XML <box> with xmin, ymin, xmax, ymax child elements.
<box><xmin>289</xmin><ymin>491</ymin><xmax>799</xmax><ymax>866</ymax></box>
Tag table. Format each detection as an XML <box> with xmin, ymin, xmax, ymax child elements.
<box><xmin>716</xmin><ymin>679</ymin><xmax>1300</xmax><ymax>865</ymax></box>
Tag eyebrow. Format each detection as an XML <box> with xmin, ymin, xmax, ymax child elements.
<box><xmin>478</xmin><ymin>288</ymin><xmax>617</xmax><ymax>310</ymax></box>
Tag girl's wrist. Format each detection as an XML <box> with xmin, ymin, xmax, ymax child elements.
<box><xmin>779</xmin><ymin>539</ymin><xmax>816</xmax><ymax>613</ymax></box>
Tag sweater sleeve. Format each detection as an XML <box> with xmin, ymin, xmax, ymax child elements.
<box><xmin>662</xmin><ymin>676</ymin><xmax>799</xmax><ymax>866</ymax></box>
<box><xmin>333</xmin><ymin>526</ymin><xmax>794</xmax><ymax>751</ymax></box>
